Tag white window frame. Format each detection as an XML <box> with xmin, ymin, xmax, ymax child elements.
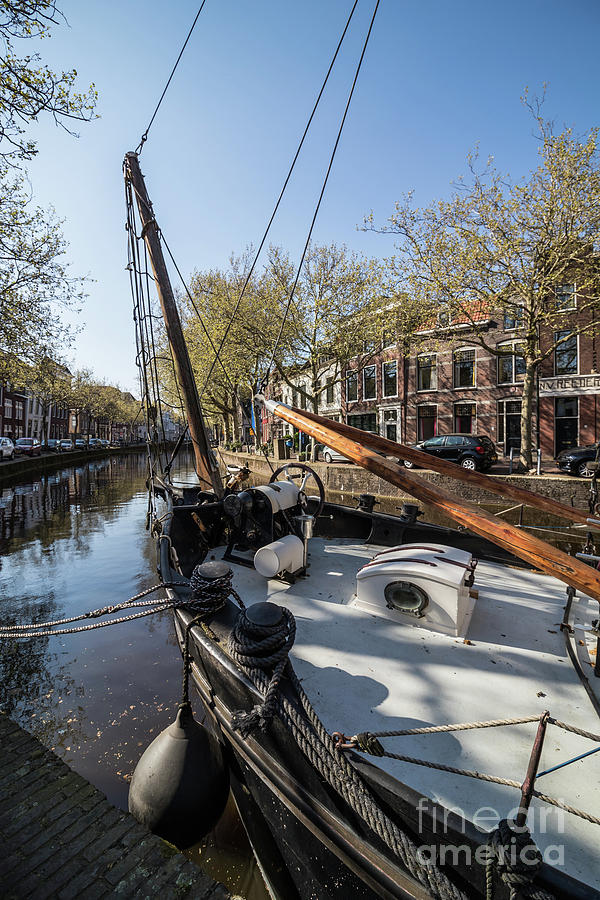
<box><xmin>555</xmin><ymin>283</ymin><xmax>576</xmax><ymax>312</ymax></box>
<box><xmin>346</xmin><ymin>371</ymin><xmax>358</xmax><ymax>402</ymax></box>
<box><xmin>554</xmin><ymin>331</ymin><xmax>579</xmax><ymax>376</ymax></box>
<box><xmin>452</xmin><ymin>346</ymin><xmax>477</xmax><ymax>389</ymax></box>
<box><xmin>497</xmin><ymin>340</ymin><xmax>525</xmax><ymax>385</ymax></box>
<box><xmin>363</xmin><ymin>365</ymin><xmax>377</xmax><ymax>401</ymax></box>
<box><xmin>381</xmin><ymin>360</ymin><xmax>398</xmax><ymax>398</ymax></box>
<box><xmin>417</xmin><ymin>353</ymin><xmax>437</xmax><ymax>392</ymax></box>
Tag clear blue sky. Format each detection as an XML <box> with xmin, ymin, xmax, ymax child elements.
<box><xmin>25</xmin><ymin>0</ymin><xmax>600</xmax><ymax>394</ymax></box>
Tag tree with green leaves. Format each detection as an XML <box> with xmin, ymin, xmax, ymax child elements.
<box><xmin>0</xmin><ymin>1</ymin><xmax>96</xmax><ymax>379</ymax></box>
<box><xmin>368</xmin><ymin>97</ymin><xmax>600</xmax><ymax>469</ymax></box>
<box><xmin>20</xmin><ymin>351</ymin><xmax>70</xmax><ymax>440</ymax></box>
<box><xmin>0</xmin><ymin>0</ymin><xmax>97</xmax><ymax>162</ymax></box>
<box><xmin>266</xmin><ymin>242</ymin><xmax>387</xmax><ymax>456</ymax></box>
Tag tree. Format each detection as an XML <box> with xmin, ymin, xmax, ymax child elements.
<box><xmin>0</xmin><ymin>166</ymin><xmax>85</xmax><ymax>379</ymax></box>
<box><xmin>266</xmin><ymin>242</ymin><xmax>386</xmax><ymax>457</ymax></box>
<box><xmin>368</xmin><ymin>98</ymin><xmax>600</xmax><ymax>469</ymax></box>
<box><xmin>171</xmin><ymin>254</ymin><xmax>284</xmax><ymax>445</ymax></box>
<box><xmin>0</xmin><ymin>0</ymin><xmax>97</xmax><ymax>162</ymax></box>
<box><xmin>0</xmin><ymin>2</ymin><xmax>96</xmax><ymax>379</ymax></box>
<box><xmin>20</xmin><ymin>351</ymin><xmax>70</xmax><ymax>440</ymax></box>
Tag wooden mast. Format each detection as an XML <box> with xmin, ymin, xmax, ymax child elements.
<box><xmin>290</xmin><ymin>406</ymin><xmax>590</xmax><ymax>527</ymax></box>
<box><xmin>259</xmin><ymin>397</ymin><xmax>600</xmax><ymax>602</ymax></box>
<box><xmin>125</xmin><ymin>152</ymin><xmax>223</xmax><ymax>497</ymax></box>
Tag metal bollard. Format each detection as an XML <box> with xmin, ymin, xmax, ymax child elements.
<box><xmin>536</xmin><ymin>449</ymin><xmax>542</xmax><ymax>476</ymax></box>
<box><xmin>509</xmin><ymin>447</ymin><xmax>514</xmax><ymax>474</ymax></box>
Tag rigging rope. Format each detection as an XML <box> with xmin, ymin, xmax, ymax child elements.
<box><xmin>136</xmin><ymin>2</ymin><xmax>208</xmax><ymax>154</ymax></box>
<box><xmin>199</xmin><ymin>0</ymin><xmax>361</xmax><ymax>400</ymax></box>
<box><xmin>261</xmin><ymin>0</ymin><xmax>381</xmax><ymax>392</ymax></box>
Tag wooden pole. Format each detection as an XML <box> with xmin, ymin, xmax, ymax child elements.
<box><xmin>124</xmin><ymin>152</ymin><xmax>222</xmax><ymax>497</ymax></box>
<box><xmin>290</xmin><ymin>407</ymin><xmax>590</xmax><ymax>527</ymax></box>
<box><xmin>259</xmin><ymin>397</ymin><xmax>600</xmax><ymax>602</ymax></box>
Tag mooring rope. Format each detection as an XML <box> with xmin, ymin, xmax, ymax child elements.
<box><xmin>227</xmin><ymin>604</ymin><xmax>466</xmax><ymax>900</ymax></box>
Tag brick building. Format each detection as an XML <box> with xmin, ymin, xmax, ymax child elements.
<box><xmin>1</xmin><ymin>386</ymin><xmax>27</xmax><ymax>440</ymax></box>
<box><xmin>261</xmin><ymin>282</ymin><xmax>600</xmax><ymax>461</ymax></box>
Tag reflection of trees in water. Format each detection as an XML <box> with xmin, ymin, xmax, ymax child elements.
<box><xmin>0</xmin><ymin>595</ymin><xmax>88</xmax><ymax>751</ymax></box>
<box><xmin>0</xmin><ymin>453</ymin><xmax>151</xmax><ymax>561</ymax></box>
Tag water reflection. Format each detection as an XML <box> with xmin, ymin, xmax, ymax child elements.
<box><xmin>0</xmin><ymin>451</ymin><xmax>267</xmax><ymax>899</ymax></box>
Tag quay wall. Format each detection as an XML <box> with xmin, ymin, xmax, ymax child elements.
<box><xmin>218</xmin><ymin>450</ymin><xmax>592</xmax><ymax>510</ymax></box>
<box><xmin>0</xmin><ymin>444</ymin><xmax>147</xmax><ymax>487</ymax></box>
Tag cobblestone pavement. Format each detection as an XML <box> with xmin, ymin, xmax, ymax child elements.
<box><xmin>0</xmin><ymin>713</ymin><xmax>230</xmax><ymax>899</ymax></box>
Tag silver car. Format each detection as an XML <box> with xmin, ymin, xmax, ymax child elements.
<box><xmin>322</xmin><ymin>445</ymin><xmax>351</xmax><ymax>464</ymax></box>
<box><xmin>0</xmin><ymin>437</ymin><xmax>15</xmax><ymax>460</ymax></box>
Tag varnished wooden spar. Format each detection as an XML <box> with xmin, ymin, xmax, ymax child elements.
<box><xmin>124</xmin><ymin>152</ymin><xmax>223</xmax><ymax>497</ymax></box>
<box><xmin>259</xmin><ymin>397</ymin><xmax>600</xmax><ymax>603</ymax></box>
<box><xmin>288</xmin><ymin>406</ymin><xmax>590</xmax><ymax>527</ymax></box>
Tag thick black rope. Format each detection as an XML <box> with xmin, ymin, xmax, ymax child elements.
<box><xmin>228</xmin><ymin>607</ymin><xmax>295</xmax><ymax>737</ymax></box>
<box><xmin>227</xmin><ymin>604</ymin><xmax>465</xmax><ymax>900</ymax></box>
<box><xmin>485</xmin><ymin>819</ymin><xmax>552</xmax><ymax>900</ymax></box>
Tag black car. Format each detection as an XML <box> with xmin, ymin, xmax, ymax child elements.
<box><xmin>555</xmin><ymin>443</ymin><xmax>600</xmax><ymax>477</ymax></box>
<box><xmin>403</xmin><ymin>434</ymin><xmax>498</xmax><ymax>472</ymax></box>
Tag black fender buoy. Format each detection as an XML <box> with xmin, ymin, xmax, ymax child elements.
<box><xmin>128</xmin><ymin>702</ymin><xmax>229</xmax><ymax>848</ymax></box>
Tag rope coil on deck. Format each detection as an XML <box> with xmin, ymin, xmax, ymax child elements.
<box><xmin>228</xmin><ymin>603</ymin><xmax>467</xmax><ymax>900</ymax></box>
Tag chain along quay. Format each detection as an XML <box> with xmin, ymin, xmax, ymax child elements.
<box><xmin>0</xmin><ymin>452</ymin><xmax>269</xmax><ymax>899</ymax></box>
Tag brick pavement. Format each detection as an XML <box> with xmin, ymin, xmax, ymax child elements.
<box><xmin>0</xmin><ymin>713</ymin><xmax>230</xmax><ymax>899</ymax></box>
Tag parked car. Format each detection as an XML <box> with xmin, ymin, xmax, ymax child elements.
<box><xmin>88</xmin><ymin>438</ymin><xmax>102</xmax><ymax>449</ymax></box>
<box><xmin>555</xmin><ymin>442</ymin><xmax>600</xmax><ymax>477</ymax></box>
<box><xmin>100</xmin><ymin>439</ymin><xmax>110</xmax><ymax>448</ymax></box>
<box><xmin>14</xmin><ymin>437</ymin><xmax>41</xmax><ymax>457</ymax></box>
<box><xmin>59</xmin><ymin>439</ymin><xmax>74</xmax><ymax>452</ymax></box>
<box><xmin>0</xmin><ymin>437</ymin><xmax>15</xmax><ymax>460</ymax></box>
<box><xmin>74</xmin><ymin>439</ymin><xmax>87</xmax><ymax>451</ymax></box>
<box><xmin>41</xmin><ymin>439</ymin><xmax>60</xmax><ymax>453</ymax></box>
<box><xmin>322</xmin><ymin>445</ymin><xmax>352</xmax><ymax>464</ymax></box>
<box><xmin>402</xmin><ymin>434</ymin><xmax>498</xmax><ymax>472</ymax></box>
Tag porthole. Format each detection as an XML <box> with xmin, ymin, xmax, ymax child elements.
<box><xmin>384</xmin><ymin>581</ymin><xmax>429</xmax><ymax>617</ymax></box>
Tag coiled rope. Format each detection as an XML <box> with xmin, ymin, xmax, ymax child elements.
<box><xmin>227</xmin><ymin>603</ymin><xmax>466</xmax><ymax>900</ymax></box>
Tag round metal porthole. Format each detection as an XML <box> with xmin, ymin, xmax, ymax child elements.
<box><xmin>384</xmin><ymin>581</ymin><xmax>429</xmax><ymax>617</ymax></box>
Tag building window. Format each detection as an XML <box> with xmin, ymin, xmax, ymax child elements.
<box><xmin>4</xmin><ymin>398</ymin><xmax>12</xmax><ymax>419</ymax></box>
<box><xmin>497</xmin><ymin>400</ymin><xmax>521</xmax><ymax>453</ymax></box>
<box><xmin>454</xmin><ymin>402</ymin><xmax>475</xmax><ymax>434</ymax></box>
<box><xmin>417</xmin><ymin>405</ymin><xmax>437</xmax><ymax>441</ymax></box>
<box><xmin>555</xmin><ymin>284</ymin><xmax>576</xmax><ymax>311</ymax></box>
<box><xmin>363</xmin><ymin>365</ymin><xmax>376</xmax><ymax>400</ymax></box>
<box><xmin>346</xmin><ymin>371</ymin><xmax>358</xmax><ymax>402</ymax></box>
<box><xmin>382</xmin><ymin>361</ymin><xmax>397</xmax><ymax>398</ymax></box>
<box><xmin>291</xmin><ymin>389</ymin><xmax>298</xmax><ymax>407</ymax></box>
<box><xmin>554</xmin><ymin>331</ymin><xmax>577</xmax><ymax>375</ymax></box>
<box><xmin>438</xmin><ymin>309</ymin><xmax>450</xmax><ymax>327</ymax></box>
<box><xmin>347</xmin><ymin>413</ymin><xmax>377</xmax><ymax>433</ymax></box>
<box><xmin>503</xmin><ymin>307</ymin><xmax>524</xmax><ymax>330</ymax></box>
<box><xmin>497</xmin><ymin>341</ymin><xmax>525</xmax><ymax>384</ymax></box>
<box><xmin>299</xmin><ymin>387</ymin><xmax>307</xmax><ymax>410</ymax></box>
<box><xmin>453</xmin><ymin>348</ymin><xmax>475</xmax><ymax>388</ymax></box>
<box><xmin>417</xmin><ymin>355</ymin><xmax>436</xmax><ymax>391</ymax></box>
<box><xmin>15</xmin><ymin>400</ymin><xmax>23</xmax><ymax>420</ymax></box>
<box><xmin>326</xmin><ymin>377</ymin><xmax>334</xmax><ymax>405</ymax></box>
<box><xmin>555</xmin><ymin>397</ymin><xmax>578</xmax><ymax>456</ymax></box>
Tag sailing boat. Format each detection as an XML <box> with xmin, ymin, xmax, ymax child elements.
<box><xmin>122</xmin><ymin>13</ymin><xmax>600</xmax><ymax>900</ymax></box>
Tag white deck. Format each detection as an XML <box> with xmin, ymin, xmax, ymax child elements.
<box><xmin>228</xmin><ymin>538</ymin><xmax>600</xmax><ymax>889</ymax></box>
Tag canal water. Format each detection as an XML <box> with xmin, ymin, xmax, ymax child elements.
<box><xmin>0</xmin><ymin>451</ymin><xmax>268</xmax><ymax>899</ymax></box>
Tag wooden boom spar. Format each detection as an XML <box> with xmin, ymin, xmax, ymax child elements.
<box><xmin>259</xmin><ymin>397</ymin><xmax>600</xmax><ymax>603</ymax></box>
<box><xmin>287</xmin><ymin>406</ymin><xmax>590</xmax><ymax>527</ymax></box>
